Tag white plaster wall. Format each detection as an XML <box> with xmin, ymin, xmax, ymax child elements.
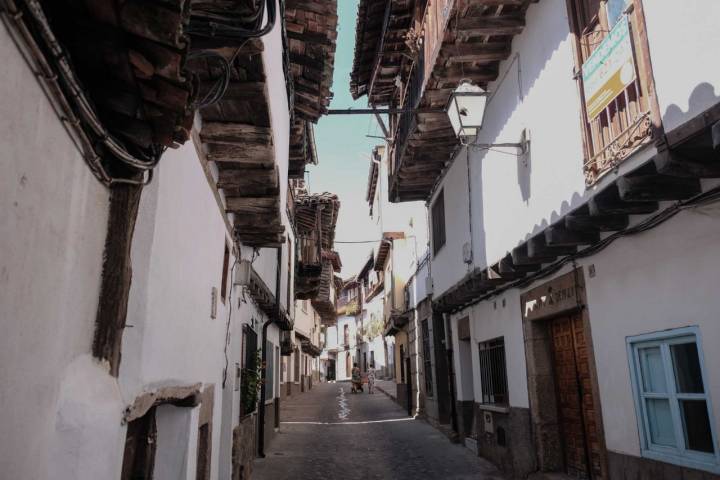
<box><xmin>121</xmin><ymin>139</ymin><xmax>250</xmax><ymax>480</ymax></box>
<box><xmin>473</xmin><ymin>0</ymin><xmax>587</xmax><ymax>269</ymax></box>
<box><xmin>294</xmin><ymin>300</ymin><xmax>316</xmax><ymax>339</ymax></box>
<box><xmin>376</xmin><ymin>148</ymin><xmax>429</xmax><ymax>257</ymax></box>
<box><xmin>0</xmin><ymin>22</ymin><xmax>112</xmax><ymax>480</ymax></box>
<box><xmin>154</xmin><ymin>404</ymin><xmax>198</xmax><ymax>480</ymax></box>
<box><xmin>578</xmin><ymin>206</ymin><xmax>720</xmax><ymax>457</ymax></box>
<box><xmin>643</xmin><ymin>1</ymin><xmax>720</xmax><ymax>132</ymax></box>
<box><xmin>429</xmin><ymin>151</ymin><xmax>471</xmax><ymax>297</ymax></box>
<box><xmin>261</xmin><ymin>0</ymin><xmax>294</xmax><ymax>316</ymax></box>
<box><xmin>408</xmin><ymin>259</ymin><xmax>429</xmax><ymax>308</ymax></box>
<box><xmin>466</xmin><ymin>291</ymin><xmax>529</xmax><ymax>409</ymax></box>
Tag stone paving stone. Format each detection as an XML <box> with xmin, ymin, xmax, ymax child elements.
<box><xmin>253</xmin><ymin>383</ymin><xmax>505</xmax><ymax>480</ymax></box>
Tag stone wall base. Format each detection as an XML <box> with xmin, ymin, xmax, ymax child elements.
<box><xmin>474</xmin><ymin>405</ymin><xmax>537</xmax><ymax>479</ymax></box>
<box><xmin>263</xmin><ymin>400</ymin><xmax>276</xmax><ymax>451</ymax></box>
<box><xmin>232</xmin><ymin>413</ymin><xmax>256</xmax><ymax>480</ymax></box>
<box><xmin>607</xmin><ymin>450</ymin><xmax>720</xmax><ymax>480</ymax></box>
<box><xmin>456</xmin><ymin>400</ymin><xmax>475</xmax><ymax>440</ymax></box>
<box><xmin>396</xmin><ymin>383</ymin><xmax>409</xmax><ymax>411</ymax></box>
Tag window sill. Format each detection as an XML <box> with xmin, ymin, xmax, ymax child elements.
<box><xmin>477</xmin><ymin>404</ymin><xmax>510</xmax><ymax>414</ymax></box>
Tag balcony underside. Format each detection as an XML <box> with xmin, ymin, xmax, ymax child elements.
<box><xmin>351</xmin><ymin>0</ymin><xmax>414</xmax><ymax>104</ymax></box>
<box><xmin>289</xmin><ymin>118</ymin><xmax>317</xmax><ymax>179</ymax></box>
<box><xmin>312</xmin><ymin>262</ymin><xmax>338</xmax><ymax>325</ymax></box>
<box><xmin>295</xmin><ymin>263</ymin><xmax>323</xmax><ymax>300</ymax></box>
<box><xmin>192</xmin><ymin>38</ymin><xmax>287</xmax><ymax>248</ymax></box>
<box><xmin>391</xmin><ymin>0</ymin><xmax>535</xmax><ymax>202</ymax></box>
<box><xmin>434</xmin><ymin>118</ymin><xmax>720</xmax><ymax>313</ymax></box>
<box><xmin>11</xmin><ymin>0</ymin><xmax>198</xmax><ymax>182</ymax></box>
<box><xmin>286</xmin><ymin>0</ymin><xmax>338</xmax><ymax>122</ymax></box>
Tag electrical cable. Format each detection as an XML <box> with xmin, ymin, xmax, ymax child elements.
<box><xmin>449</xmin><ymin>184</ymin><xmax>720</xmax><ymax>313</ymax></box>
<box><xmin>222</xmin><ymin>257</ymin><xmax>240</xmax><ymax>389</ymax></box>
<box><xmin>188</xmin><ymin>0</ymin><xmax>277</xmax><ymax>40</ymax></box>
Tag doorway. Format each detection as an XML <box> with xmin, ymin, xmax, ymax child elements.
<box><xmin>521</xmin><ymin>269</ymin><xmax>607</xmax><ymax>479</ymax></box>
<box><xmin>550</xmin><ymin>313</ymin><xmax>603</xmax><ymax>479</ymax></box>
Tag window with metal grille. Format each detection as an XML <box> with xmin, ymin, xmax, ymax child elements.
<box><xmin>422</xmin><ymin>319</ymin><xmax>433</xmax><ymax>397</ymax></box>
<box><xmin>431</xmin><ymin>190</ymin><xmax>446</xmax><ymax>256</ymax></box>
<box><xmin>478</xmin><ymin>337</ymin><xmax>508</xmax><ymax>406</ymax></box>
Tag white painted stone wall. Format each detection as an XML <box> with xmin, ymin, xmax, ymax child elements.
<box><xmin>374</xmin><ymin>146</ymin><xmax>428</xmax><ymax>258</ymax></box>
<box><xmin>0</xmin><ymin>21</ymin><xmax>112</xmax><ymax>480</ymax></box>
<box><xmin>643</xmin><ymin>1</ymin><xmax>720</xmax><ymax>132</ymax></box>
<box><xmin>578</xmin><ymin>206</ymin><xmax>720</xmax><ymax>458</ymax></box>
<box><xmin>465</xmin><ymin>291</ymin><xmax>529</xmax><ymax>409</ymax></box>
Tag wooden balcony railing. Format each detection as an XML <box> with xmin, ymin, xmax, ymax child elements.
<box><xmin>571</xmin><ymin>2</ymin><xmax>656</xmax><ymax>184</ymax></box>
<box><xmin>391</xmin><ymin>48</ymin><xmax>424</xmax><ymax>178</ymax></box>
<box><xmin>297</xmin><ymin>234</ymin><xmax>320</xmax><ymax>266</ymax></box>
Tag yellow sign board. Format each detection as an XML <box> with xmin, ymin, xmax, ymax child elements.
<box><xmin>582</xmin><ymin>16</ymin><xmax>636</xmax><ymax>120</ymax></box>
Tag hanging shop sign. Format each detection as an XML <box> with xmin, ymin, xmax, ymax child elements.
<box><xmin>582</xmin><ymin>15</ymin><xmax>636</xmax><ymax>120</ymax></box>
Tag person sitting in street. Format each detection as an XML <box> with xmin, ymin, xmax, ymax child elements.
<box><xmin>351</xmin><ymin>363</ymin><xmax>363</xmax><ymax>393</ymax></box>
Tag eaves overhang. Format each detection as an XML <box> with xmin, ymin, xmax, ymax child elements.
<box><xmin>433</xmin><ymin>107</ymin><xmax>720</xmax><ymax>313</ymax></box>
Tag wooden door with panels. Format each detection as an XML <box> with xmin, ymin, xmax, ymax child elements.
<box><xmin>551</xmin><ymin>313</ymin><xmax>604</xmax><ymax>479</ymax></box>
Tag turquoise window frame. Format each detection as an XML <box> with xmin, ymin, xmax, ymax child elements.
<box><xmin>627</xmin><ymin>326</ymin><xmax>720</xmax><ymax>473</ymax></box>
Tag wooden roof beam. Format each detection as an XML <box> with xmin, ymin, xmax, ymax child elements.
<box><xmin>456</xmin><ymin>14</ymin><xmax>525</xmax><ymax>37</ymax></box>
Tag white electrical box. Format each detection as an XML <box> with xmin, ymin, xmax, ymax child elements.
<box><xmin>425</xmin><ymin>276</ymin><xmax>434</xmax><ymax>296</ymax></box>
<box><xmin>233</xmin><ymin>259</ymin><xmax>251</xmax><ymax>286</ymax></box>
<box><xmin>483</xmin><ymin>411</ymin><xmax>494</xmax><ymax>433</ymax></box>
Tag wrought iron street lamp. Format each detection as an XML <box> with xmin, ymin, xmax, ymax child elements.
<box><xmin>446</xmin><ymin>80</ymin><xmax>488</xmax><ymax>140</ymax></box>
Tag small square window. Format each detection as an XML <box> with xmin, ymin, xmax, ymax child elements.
<box><xmin>628</xmin><ymin>327</ymin><xmax>720</xmax><ymax>472</ymax></box>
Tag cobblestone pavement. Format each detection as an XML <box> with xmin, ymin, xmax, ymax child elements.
<box><xmin>252</xmin><ymin>382</ymin><xmax>504</xmax><ymax>480</ymax></box>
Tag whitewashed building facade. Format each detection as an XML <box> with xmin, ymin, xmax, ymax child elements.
<box><xmin>353</xmin><ymin>0</ymin><xmax>720</xmax><ymax>478</ymax></box>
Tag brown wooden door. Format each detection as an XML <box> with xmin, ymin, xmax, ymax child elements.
<box><xmin>121</xmin><ymin>408</ymin><xmax>157</xmax><ymax>480</ymax></box>
<box><xmin>551</xmin><ymin>314</ymin><xmax>603</xmax><ymax>479</ymax></box>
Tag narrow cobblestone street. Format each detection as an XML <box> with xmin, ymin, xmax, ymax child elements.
<box><xmin>253</xmin><ymin>383</ymin><xmax>504</xmax><ymax>480</ymax></box>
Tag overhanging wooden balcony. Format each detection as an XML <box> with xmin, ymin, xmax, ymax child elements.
<box><xmin>294</xmin><ymin>193</ymin><xmax>341</xmax><ymax>299</ymax></box>
<box><xmin>351</xmin><ymin>0</ymin><xmax>415</xmax><ymax>106</ymax></box>
<box><xmin>5</xmin><ymin>0</ymin><xmax>198</xmax><ymax>183</ymax></box>
<box><xmin>353</xmin><ymin>0</ymin><xmax>534</xmax><ymax>202</ymax></box>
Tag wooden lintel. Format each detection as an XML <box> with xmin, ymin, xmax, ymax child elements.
<box><xmin>565</xmin><ymin>213</ymin><xmax>629</xmax><ymax>232</ymax></box>
<box><xmin>589</xmin><ymin>185</ymin><xmax>659</xmax><ymax>215</ymax></box>
<box><xmin>545</xmin><ymin>225</ymin><xmax>600</xmax><ymax>247</ymax></box>
<box><xmin>616</xmin><ymin>175</ymin><xmax>701</xmax><ymax>202</ymax></box>
<box><xmin>527</xmin><ymin>235</ymin><xmax>576</xmax><ymax>259</ymax></box>
<box><xmin>654</xmin><ymin>150</ymin><xmax>720</xmax><ymax>178</ymax></box>
<box><xmin>456</xmin><ymin>14</ymin><xmax>525</xmax><ymax>37</ymax></box>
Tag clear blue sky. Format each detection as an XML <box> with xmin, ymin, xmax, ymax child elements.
<box><xmin>309</xmin><ymin>0</ymin><xmax>385</xmax><ymax>278</ymax></box>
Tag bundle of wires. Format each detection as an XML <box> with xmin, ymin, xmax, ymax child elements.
<box><xmin>188</xmin><ymin>0</ymin><xmax>277</xmax><ymax>40</ymax></box>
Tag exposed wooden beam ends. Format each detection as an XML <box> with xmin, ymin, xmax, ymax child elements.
<box><xmin>17</xmin><ymin>0</ymin><xmax>197</xmax><ymax>176</ymax></box>
<box><xmin>286</xmin><ymin>0</ymin><xmax>338</xmax><ymax>122</ymax></box>
<box><xmin>433</xmin><ymin>126</ymin><xmax>719</xmax><ymax>313</ymax></box>
<box><xmin>382</xmin><ymin>1</ymin><xmax>532</xmax><ymax>202</ymax></box>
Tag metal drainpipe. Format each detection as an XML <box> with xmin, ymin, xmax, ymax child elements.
<box><xmin>258</xmin><ymin>246</ymin><xmax>282</xmax><ymax>458</ymax></box>
<box><xmin>444</xmin><ymin>313</ymin><xmax>459</xmax><ymax>435</ymax></box>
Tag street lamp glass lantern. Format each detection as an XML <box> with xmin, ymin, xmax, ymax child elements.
<box><xmin>447</xmin><ymin>81</ymin><xmax>488</xmax><ymax>139</ymax></box>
